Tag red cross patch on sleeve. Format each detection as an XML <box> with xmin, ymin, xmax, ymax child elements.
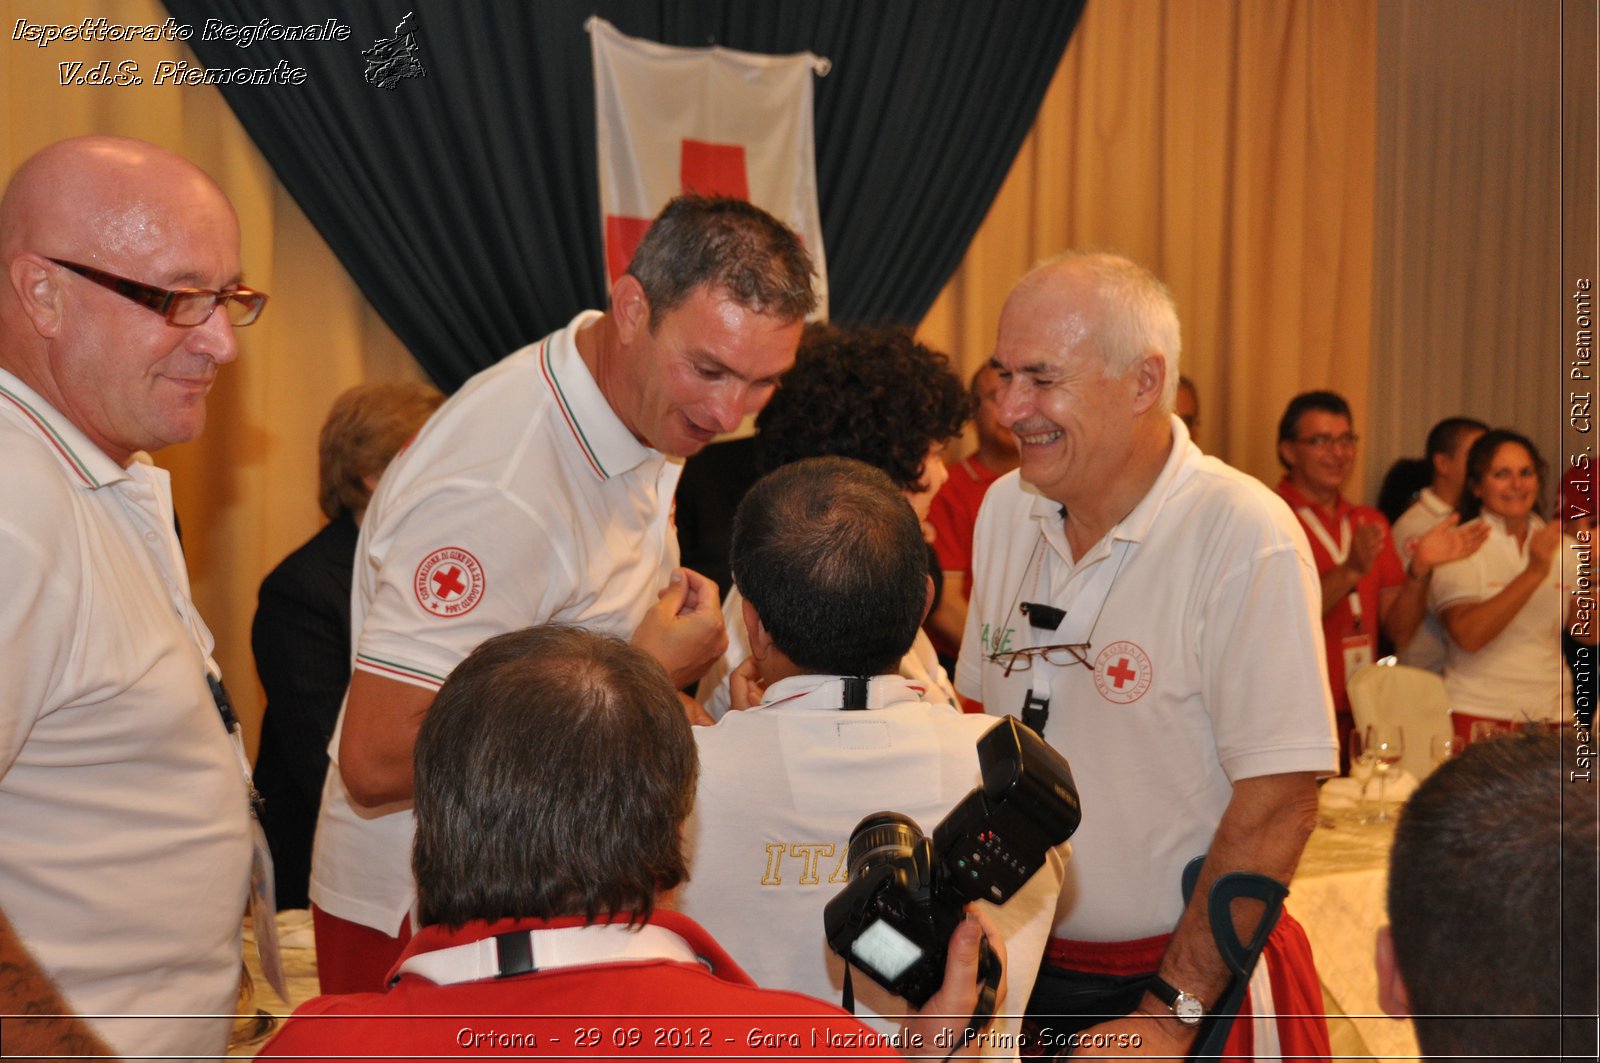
<box><xmin>414</xmin><ymin>546</ymin><xmax>486</xmax><ymax>618</ymax></box>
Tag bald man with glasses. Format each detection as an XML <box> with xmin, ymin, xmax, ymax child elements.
<box><xmin>0</xmin><ymin>135</ymin><xmax>262</xmax><ymax>1059</ymax></box>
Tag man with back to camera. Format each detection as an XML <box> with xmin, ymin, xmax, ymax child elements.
<box><xmin>310</xmin><ymin>195</ymin><xmax>817</xmax><ymax>991</ymax></box>
<box><xmin>1275</xmin><ymin>392</ymin><xmax>1486</xmax><ymax>764</ymax></box>
<box><xmin>1387</xmin><ymin>416</ymin><xmax>1489</xmax><ymax>671</ymax></box>
<box><xmin>1378</xmin><ymin>732</ymin><xmax>1596</xmax><ymax>1060</ymax></box>
<box><xmin>0</xmin><ymin>135</ymin><xmax>261</xmax><ymax>1058</ymax></box>
<box><xmin>260</xmin><ymin>624</ymin><xmax>1006</xmax><ymax>1061</ymax></box>
<box><xmin>958</xmin><ymin>251</ymin><xmax>1335</xmax><ymax>1057</ymax></box>
<box><xmin>677</xmin><ymin>457</ymin><xmax>1068</xmax><ymax>1058</ymax></box>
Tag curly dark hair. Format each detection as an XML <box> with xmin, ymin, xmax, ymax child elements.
<box><xmin>752</xmin><ymin>323</ymin><xmax>970</xmax><ymax>492</ymax></box>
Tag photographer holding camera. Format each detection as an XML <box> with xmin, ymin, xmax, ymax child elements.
<box><xmin>259</xmin><ymin>623</ymin><xmax>998</xmax><ymax>1059</ymax></box>
<box><xmin>675</xmin><ymin>457</ymin><xmax>1069</xmax><ymax>1056</ymax></box>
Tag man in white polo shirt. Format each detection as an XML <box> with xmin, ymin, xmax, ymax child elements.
<box><xmin>678</xmin><ymin>457</ymin><xmax>1069</xmax><ymax>1057</ymax></box>
<box><xmin>310</xmin><ymin>196</ymin><xmax>816</xmax><ymax>991</ymax></box>
<box><xmin>0</xmin><ymin>136</ymin><xmax>260</xmax><ymax>1058</ymax></box>
<box><xmin>957</xmin><ymin>252</ymin><xmax>1337</xmax><ymax>1057</ymax></box>
<box><xmin>1389</xmin><ymin>416</ymin><xmax>1488</xmax><ymax>671</ymax></box>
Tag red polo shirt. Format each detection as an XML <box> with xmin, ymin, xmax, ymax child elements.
<box><xmin>258</xmin><ymin>910</ymin><xmax>904</xmax><ymax>1062</ymax></box>
<box><xmin>1276</xmin><ymin>478</ymin><xmax>1405</xmax><ymax>715</ymax></box>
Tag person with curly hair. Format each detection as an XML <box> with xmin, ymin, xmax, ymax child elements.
<box><xmin>695</xmin><ymin>322</ymin><xmax>971</xmax><ymax>718</ymax></box>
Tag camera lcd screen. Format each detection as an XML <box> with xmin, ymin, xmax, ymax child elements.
<box><xmin>850</xmin><ymin>919</ymin><xmax>923</xmax><ymax>981</ymax></box>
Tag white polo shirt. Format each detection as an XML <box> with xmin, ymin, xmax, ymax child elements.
<box><xmin>310</xmin><ymin>312</ymin><xmax>683</xmax><ymax>934</ymax></box>
<box><xmin>956</xmin><ymin>420</ymin><xmax>1337</xmax><ymax>942</ymax></box>
<box><xmin>0</xmin><ymin>370</ymin><xmax>252</xmax><ymax>1060</ymax></box>
<box><xmin>677</xmin><ymin>674</ymin><xmax>1066</xmax><ymax>1058</ymax></box>
<box><xmin>1430</xmin><ymin>511</ymin><xmax>1575</xmax><ymax>722</ymax></box>
<box><xmin>1392</xmin><ymin>487</ymin><xmax>1454</xmax><ymax>672</ymax></box>
<box><xmin>697</xmin><ymin>584</ymin><xmax>958</xmax><ymax>719</ymax></box>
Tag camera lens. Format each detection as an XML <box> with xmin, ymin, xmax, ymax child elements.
<box><xmin>846</xmin><ymin>812</ymin><xmax>924</xmax><ymax>880</ymax></box>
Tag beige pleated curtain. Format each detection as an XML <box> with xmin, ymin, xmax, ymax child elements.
<box><xmin>3</xmin><ymin>0</ymin><xmax>1573</xmax><ymax>748</ymax></box>
<box><xmin>922</xmin><ymin>0</ymin><xmax>1378</xmax><ymax>487</ymax></box>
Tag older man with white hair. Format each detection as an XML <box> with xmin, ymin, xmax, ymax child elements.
<box><xmin>957</xmin><ymin>252</ymin><xmax>1337</xmax><ymax>1057</ymax></box>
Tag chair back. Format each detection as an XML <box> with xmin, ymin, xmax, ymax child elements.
<box><xmin>1347</xmin><ymin>660</ymin><xmax>1451</xmax><ymax>780</ymax></box>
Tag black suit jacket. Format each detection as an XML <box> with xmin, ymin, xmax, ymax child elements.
<box><xmin>250</xmin><ymin>510</ymin><xmax>358</xmax><ymax>909</ymax></box>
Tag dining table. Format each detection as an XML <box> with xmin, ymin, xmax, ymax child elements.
<box><xmin>1289</xmin><ymin>776</ymin><xmax>1422</xmax><ymax>1062</ymax></box>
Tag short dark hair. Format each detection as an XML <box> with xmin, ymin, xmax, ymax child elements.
<box><xmin>732</xmin><ymin>457</ymin><xmax>929</xmax><ymax>677</ymax></box>
<box><xmin>1376</xmin><ymin>417</ymin><xmax>1489</xmax><ymax>523</ymax></box>
<box><xmin>317</xmin><ymin>382</ymin><xmax>444</xmax><ymax>520</ymax></box>
<box><xmin>626</xmin><ymin>195</ymin><xmax>816</xmax><ymax>324</ymax></box>
<box><xmin>1424</xmin><ymin>416</ymin><xmax>1490</xmax><ymax>464</ymax></box>
<box><xmin>754</xmin><ymin>323</ymin><xmax>969</xmax><ymax>493</ymax></box>
<box><xmin>1276</xmin><ymin>390</ymin><xmax>1352</xmax><ymax>468</ymax></box>
<box><xmin>1387</xmin><ymin>733</ymin><xmax>1595</xmax><ymax>1057</ymax></box>
<box><xmin>412</xmin><ymin>626</ymin><xmax>697</xmax><ymax>929</ymax></box>
<box><xmin>1376</xmin><ymin>458</ymin><xmax>1431</xmax><ymax>525</ymax></box>
<box><xmin>1458</xmin><ymin>428</ymin><xmax>1547</xmax><ymax>524</ymax></box>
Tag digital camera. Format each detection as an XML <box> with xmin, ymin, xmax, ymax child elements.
<box><xmin>822</xmin><ymin>715</ymin><xmax>1081</xmax><ymax>1007</ymax></box>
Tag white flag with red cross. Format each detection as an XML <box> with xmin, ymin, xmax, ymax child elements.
<box><xmin>588</xmin><ymin>16</ymin><xmax>830</xmax><ymax>318</ymax></box>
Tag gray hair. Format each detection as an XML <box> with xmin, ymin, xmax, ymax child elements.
<box><xmin>1027</xmin><ymin>250</ymin><xmax>1182</xmax><ymax>410</ymax></box>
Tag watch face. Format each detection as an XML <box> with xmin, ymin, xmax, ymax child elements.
<box><xmin>1175</xmin><ymin>993</ymin><xmax>1204</xmax><ymax>1023</ymax></box>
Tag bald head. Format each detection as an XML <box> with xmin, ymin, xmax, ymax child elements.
<box><xmin>1</xmin><ymin>136</ymin><xmax>233</xmax><ymax>264</ymax></box>
<box><xmin>1</xmin><ymin>136</ymin><xmax>246</xmax><ymax>463</ymax></box>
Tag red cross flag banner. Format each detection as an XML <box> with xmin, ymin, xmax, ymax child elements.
<box><xmin>588</xmin><ymin>16</ymin><xmax>830</xmax><ymax>318</ymax></box>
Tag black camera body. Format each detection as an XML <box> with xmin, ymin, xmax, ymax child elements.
<box><xmin>822</xmin><ymin>715</ymin><xmax>1081</xmax><ymax>1007</ymax></box>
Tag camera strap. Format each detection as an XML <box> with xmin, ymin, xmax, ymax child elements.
<box><xmin>1016</xmin><ymin>531</ymin><xmax>1136</xmax><ymax>736</ymax></box>
<box><xmin>840</xmin><ymin>675</ymin><xmax>870</xmax><ymax>710</ymax></box>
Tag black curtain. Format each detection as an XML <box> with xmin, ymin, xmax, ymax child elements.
<box><xmin>162</xmin><ymin>1</ymin><xmax>1082</xmax><ymax>391</ymax></box>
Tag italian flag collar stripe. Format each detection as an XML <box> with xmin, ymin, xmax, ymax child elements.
<box><xmin>538</xmin><ymin>336</ymin><xmax>608</xmax><ymax>482</ymax></box>
<box><xmin>0</xmin><ymin>382</ymin><xmax>99</xmax><ymax>487</ymax></box>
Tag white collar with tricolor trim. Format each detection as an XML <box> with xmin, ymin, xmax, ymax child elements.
<box><xmin>758</xmin><ymin>673</ymin><xmax>930</xmax><ymax>712</ymax></box>
<box><xmin>0</xmin><ymin>366</ymin><xmax>129</xmax><ymax>490</ymax></box>
<box><xmin>538</xmin><ymin>309</ymin><xmax>664</xmax><ymax>482</ymax></box>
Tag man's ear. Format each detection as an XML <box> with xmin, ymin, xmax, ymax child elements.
<box><xmin>9</xmin><ymin>254</ymin><xmax>64</xmax><ymax>338</ymax></box>
<box><xmin>610</xmin><ymin>273</ymin><xmax>651</xmax><ymax>346</ymax></box>
<box><xmin>1128</xmin><ymin>352</ymin><xmax>1166</xmax><ymax>416</ymax></box>
<box><xmin>742</xmin><ymin>597</ymin><xmax>773</xmax><ymax>661</ymax></box>
<box><xmin>922</xmin><ymin>574</ymin><xmax>936</xmax><ymax>626</ymax></box>
<box><xmin>1375</xmin><ymin>925</ymin><xmax>1412</xmax><ymax>1017</ymax></box>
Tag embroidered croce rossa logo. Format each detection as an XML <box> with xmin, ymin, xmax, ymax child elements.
<box><xmin>414</xmin><ymin>546</ymin><xmax>486</xmax><ymax>618</ymax></box>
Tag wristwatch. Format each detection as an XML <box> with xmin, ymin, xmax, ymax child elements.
<box><xmin>1150</xmin><ymin>975</ymin><xmax>1206</xmax><ymax>1026</ymax></box>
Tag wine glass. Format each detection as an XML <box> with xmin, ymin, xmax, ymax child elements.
<box><xmin>1366</xmin><ymin>724</ymin><xmax>1405</xmax><ymax>824</ymax></box>
<box><xmin>1349</xmin><ymin>727</ymin><xmax>1378</xmax><ymax>822</ymax></box>
<box><xmin>1429</xmin><ymin>733</ymin><xmax>1466</xmax><ymax>767</ymax></box>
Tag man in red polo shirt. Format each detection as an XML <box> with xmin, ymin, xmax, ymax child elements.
<box><xmin>260</xmin><ymin>625</ymin><xmax>1003</xmax><ymax>1061</ymax></box>
<box><xmin>1274</xmin><ymin>391</ymin><xmax>1486</xmax><ymax>767</ymax></box>
<box><xmin>926</xmin><ymin>365</ymin><xmax>1019</xmax><ymax>668</ymax></box>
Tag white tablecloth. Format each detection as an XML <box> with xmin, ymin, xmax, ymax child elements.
<box><xmin>1291</xmin><ymin>796</ymin><xmax>1422</xmax><ymax>1062</ymax></box>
